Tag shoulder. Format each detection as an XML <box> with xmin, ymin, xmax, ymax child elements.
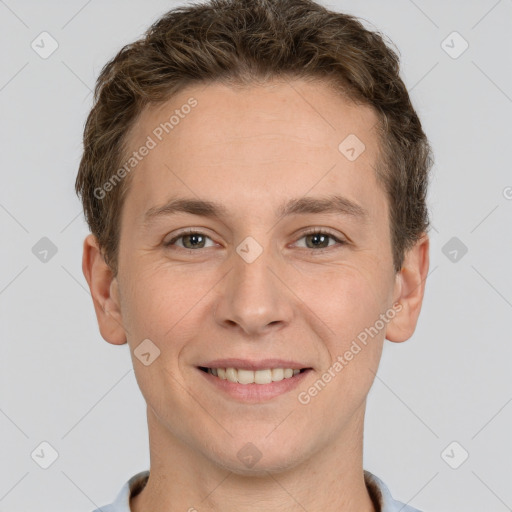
<box><xmin>90</xmin><ymin>470</ymin><xmax>150</xmax><ymax>512</ymax></box>
<box><xmin>364</xmin><ymin>471</ymin><xmax>424</xmax><ymax>512</ymax></box>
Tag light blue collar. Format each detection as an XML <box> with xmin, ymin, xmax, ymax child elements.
<box><xmin>93</xmin><ymin>469</ymin><xmax>423</xmax><ymax>512</ymax></box>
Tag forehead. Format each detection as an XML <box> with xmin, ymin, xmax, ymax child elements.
<box><xmin>122</xmin><ymin>79</ymin><xmax>385</xmax><ymax>222</ymax></box>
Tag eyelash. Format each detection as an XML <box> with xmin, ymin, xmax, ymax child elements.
<box><xmin>164</xmin><ymin>227</ymin><xmax>347</xmax><ymax>252</ymax></box>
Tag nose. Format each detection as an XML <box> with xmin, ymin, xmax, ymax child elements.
<box><xmin>213</xmin><ymin>246</ymin><xmax>293</xmax><ymax>337</ymax></box>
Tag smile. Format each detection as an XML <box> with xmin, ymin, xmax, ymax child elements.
<box><xmin>199</xmin><ymin>366</ymin><xmax>306</xmax><ymax>384</ymax></box>
<box><xmin>197</xmin><ymin>365</ymin><xmax>312</xmax><ymax>402</ymax></box>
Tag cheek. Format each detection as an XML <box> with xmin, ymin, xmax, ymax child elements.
<box><xmin>297</xmin><ymin>263</ymin><xmax>389</xmax><ymax>396</ymax></box>
<box><xmin>120</xmin><ymin>261</ymin><xmax>218</xmax><ymax>354</ymax></box>
<box><xmin>301</xmin><ymin>262</ymin><xmax>389</xmax><ymax>345</ymax></box>
<box><xmin>295</xmin><ymin>269</ymin><xmax>385</xmax><ymax>422</ymax></box>
<box><xmin>306</xmin><ymin>264</ymin><xmax>389</xmax><ymax>399</ymax></box>
<box><xmin>119</xmin><ymin>265</ymin><xmax>205</xmax><ymax>414</ymax></box>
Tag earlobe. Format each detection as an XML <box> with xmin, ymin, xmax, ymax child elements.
<box><xmin>386</xmin><ymin>234</ymin><xmax>430</xmax><ymax>343</ymax></box>
<box><xmin>82</xmin><ymin>234</ymin><xmax>127</xmax><ymax>345</ymax></box>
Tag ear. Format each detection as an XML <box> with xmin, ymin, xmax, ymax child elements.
<box><xmin>82</xmin><ymin>234</ymin><xmax>127</xmax><ymax>345</ymax></box>
<box><xmin>386</xmin><ymin>233</ymin><xmax>429</xmax><ymax>343</ymax></box>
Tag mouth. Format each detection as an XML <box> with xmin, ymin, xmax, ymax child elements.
<box><xmin>198</xmin><ymin>366</ymin><xmax>310</xmax><ymax>384</ymax></box>
<box><xmin>196</xmin><ymin>362</ymin><xmax>313</xmax><ymax>402</ymax></box>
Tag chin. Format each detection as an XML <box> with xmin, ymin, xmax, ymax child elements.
<box><xmin>204</xmin><ymin>435</ymin><xmax>311</xmax><ymax>476</ymax></box>
<box><xmin>215</xmin><ymin>453</ymin><xmax>303</xmax><ymax>477</ymax></box>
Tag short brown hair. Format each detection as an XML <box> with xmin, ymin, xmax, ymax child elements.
<box><xmin>75</xmin><ymin>0</ymin><xmax>433</xmax><ymax>276</ymax></box>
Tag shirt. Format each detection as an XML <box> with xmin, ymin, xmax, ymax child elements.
<box><xmin>91</xmin><ymin>470</ymin><xmax>422</xmax><ymax>512</ymax></box>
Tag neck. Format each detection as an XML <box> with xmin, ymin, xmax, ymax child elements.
<box><xmin>130</xmin><ymin>404</ymin><xmax>376</xmax><ymax>512</ymax></box>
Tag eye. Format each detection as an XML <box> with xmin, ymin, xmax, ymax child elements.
<box><xmin>163</xmin><ymin>228</ymin><xmax>347</xmax><ymax>252</ymax></box>
<box><xmin>293</xmin><ymin>229</ymin><xmax>346</xmax><ymax>250</ymax></box>
<box><xmin>164</xmin><ymin>229</ymin><xmax>216</xmax><ymax>250</ymax></box>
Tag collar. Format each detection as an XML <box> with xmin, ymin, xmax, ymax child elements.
<box><xmin>98</xmin><ymin>469</ymin><xmax>422</xmax><ymax>512</ymax></box>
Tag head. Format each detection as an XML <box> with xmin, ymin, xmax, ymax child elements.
<box><xmin>78</xmin><ymin>0</ymin><xmax>431</xmax><ymax>474</ymax></box>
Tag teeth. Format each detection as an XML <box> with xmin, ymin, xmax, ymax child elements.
<box><xmin>271</xmin><ymin>368</ymin><xmax>284</xmax><ymax>381</ymax></box>
<box><xmin>255</xmin><ymin>369</ymin><xmax>272</xmax><ymax>384</ymax></box>
<box><xmin>225</xmin><ymin>368</ymin><xmax>238</xmax><ymax>383</ymax></box>
<box><xmin>206</xmin><ymin>367</ymin><xmax>303</xmax><ymax>384</ymax></box>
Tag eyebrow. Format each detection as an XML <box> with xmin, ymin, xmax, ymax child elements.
<box><xmin>143</xmin><ymin>194</ymin><xmax>368</xmax><ymax>225</ymax></box>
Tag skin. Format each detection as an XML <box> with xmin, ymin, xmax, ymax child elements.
<box><xmin>83</xmin><ymin>78</ymin><xmax>429</xmax><ymax>512</ymax></box>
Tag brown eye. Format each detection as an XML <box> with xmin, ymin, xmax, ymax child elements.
<box><xmin>295</xmin><ymin>230</ymin><xmax>346</xmax><ymax>250</ymax></box>
<box><xmin>165</xmin><ymin>231</ymin><xmax>214</xmax><ymax>250</ymax></box>
<box><xmin>304</xmin><ymin>233</ymin><xmax>332</xmax><ymax>249</ymax></box>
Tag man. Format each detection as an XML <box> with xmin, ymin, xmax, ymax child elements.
<box><xmin>76</xmin><ymin>0</ymin><xmax>432</xmax><ymax>510</ymax></box>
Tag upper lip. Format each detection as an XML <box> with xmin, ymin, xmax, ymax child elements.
<box><xmin>199</xmin><ymin>358</ymin><xmax>311</xmax><ymax>371</ymax></box>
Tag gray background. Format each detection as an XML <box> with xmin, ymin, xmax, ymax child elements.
<box><xmin>1</xmin><ymin>0</ymin><xmax>511</xmax><ymax>510</ymax></box>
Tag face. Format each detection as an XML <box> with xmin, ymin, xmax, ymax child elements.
<box><xmin>87</xmin><ymin>79</ymin><xmax>427</xmax><ymax>475</ymax></box>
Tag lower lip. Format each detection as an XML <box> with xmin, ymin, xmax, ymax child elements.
<box><xmin>198</xmin><ymin>368</ymin><xmax>312</xmax><ymax>402</ymax></box>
